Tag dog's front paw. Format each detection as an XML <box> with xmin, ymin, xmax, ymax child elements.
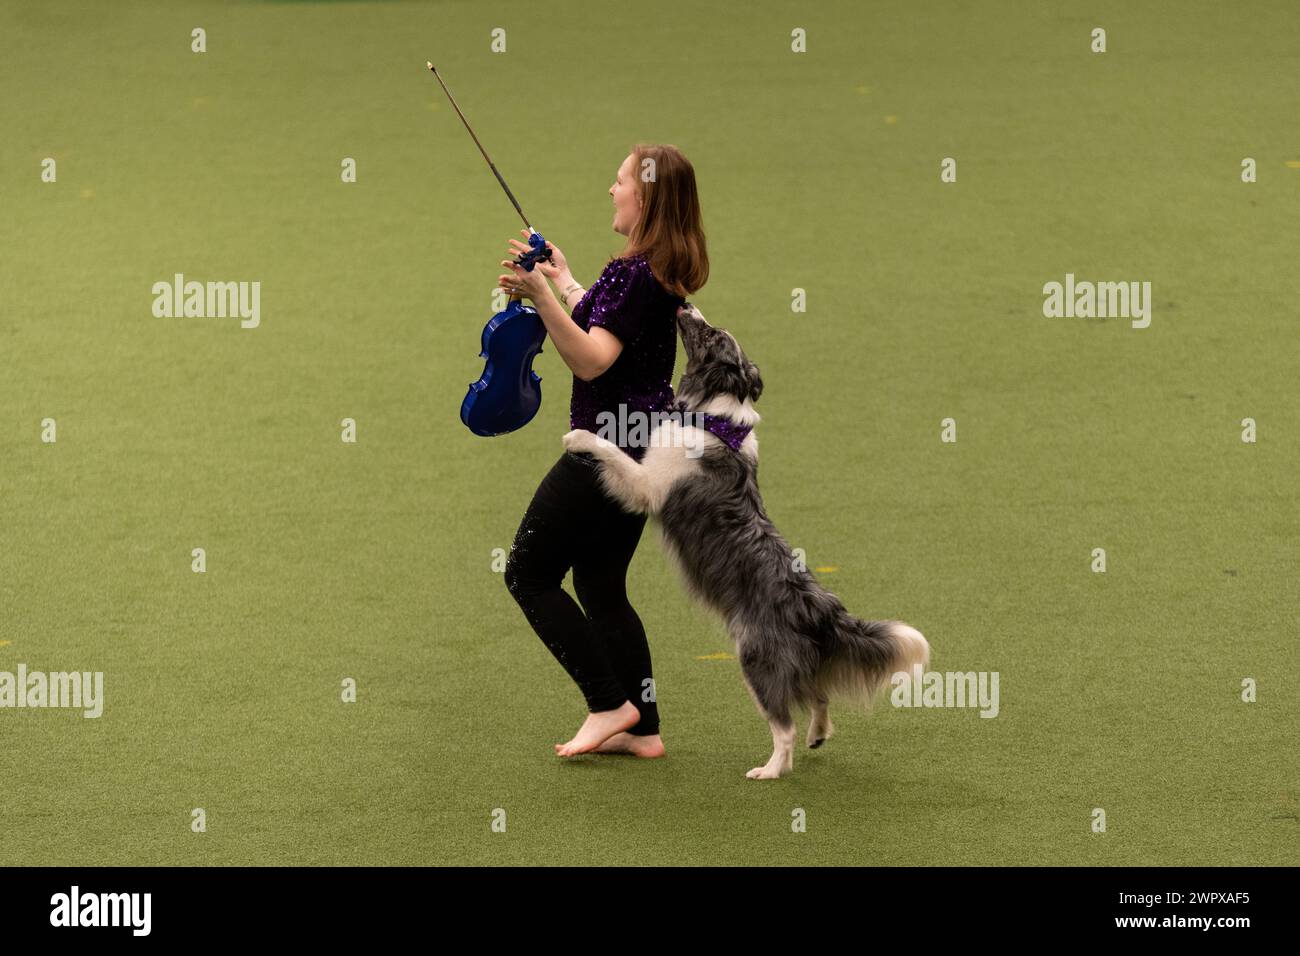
<box><xmin>562</xmin><ymin>428</ymin><xmax>600</xmax><ymax>454</ymax></box>
<box><xmin>745</xmin><ymin>764</ymin><xmax>787</xmax><ymax>780</ymax></box>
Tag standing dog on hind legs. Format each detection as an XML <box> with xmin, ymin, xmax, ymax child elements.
<box><xmin>563</xmin><ymin>303</ymin><xmax>930</xmax><ymax>779</ymax></box>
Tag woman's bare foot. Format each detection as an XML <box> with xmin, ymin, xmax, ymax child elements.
<box><xmin>555</xmin><ymin>701</ymin><xmax>641</xmax><ymax>756</ymax></box>
<box><xmin>593</xmin><ymin>732</ymin><xmax>665</xmax><ymax>757</ymax></box>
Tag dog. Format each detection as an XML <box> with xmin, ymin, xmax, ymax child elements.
<box><xmin>562</xmin><ymin>303</ymin><xmax>930</xmax><ymax>779</ymax></box>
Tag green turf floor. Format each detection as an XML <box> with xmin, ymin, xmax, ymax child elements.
<box><xmin>1</xmin><ymin>0</ymin><xmax>1296</xmax><ymax>865</ymax></box>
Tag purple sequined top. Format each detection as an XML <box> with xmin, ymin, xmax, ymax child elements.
<box><xmin>569</xmin><ymin>254</ymin><xmax>685</xmax><ymax>461</ymax></box>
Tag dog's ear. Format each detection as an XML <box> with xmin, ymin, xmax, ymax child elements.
<box><xmin>745</xmin><ymin>362</ymin><xmax>763</xmax><ymax>402</ymax></box>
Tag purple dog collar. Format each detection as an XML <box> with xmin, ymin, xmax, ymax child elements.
<box><xmin>669</xmin><ymin>400</ymin><xmax>753</xmax><ymax>452</ymax></box>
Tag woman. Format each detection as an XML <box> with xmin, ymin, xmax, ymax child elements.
<box><xmin>500</xmin><ymin>144</ymin><xmax>708</xmax><ymax>759</ymax></box>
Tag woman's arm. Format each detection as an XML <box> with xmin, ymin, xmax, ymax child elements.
<box><xmin>501</xmin><ymin>233</ymin><xmax>621</xmax><ymax>381</ymax></box>
<box><xmin>530</xmin><ymin>285</ymin><xmax>624</xmax><ymax>382</ymax></box>
<box><xmin>551</xmin><ymin>266</ymin><xmax>581</xmax><ymax>310</ymax></box>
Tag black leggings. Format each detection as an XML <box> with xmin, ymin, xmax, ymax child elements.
<box><xmin>504</xmin><ymin>450</ymin><xmax>659</xmax><ymax>736</ymax></box>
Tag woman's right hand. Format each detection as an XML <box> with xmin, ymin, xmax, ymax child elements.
<box><xmin>508</xmin><ymin>229</ymin><xmax>569</xmax><ymax>282</ymax></box>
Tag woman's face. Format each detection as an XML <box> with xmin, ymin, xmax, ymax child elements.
<box><xmin>610</xmin><ymin>153</ymin><xmax>642</xmax><ymax>236</ymax></box>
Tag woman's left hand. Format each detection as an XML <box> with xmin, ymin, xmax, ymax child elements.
<box><xmin>499</xmin><ymin>253</ymin><xmax>549</xmax><ymax>301</ymax></box>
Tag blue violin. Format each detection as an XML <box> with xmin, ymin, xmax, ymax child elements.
<box><xmin>460</xmin><ymin>231</ymin><xmax>553</xmax><ymax>436</ymax></box>
<box><xmin>426</xmin><ymin>62</ymin><xmax>556</xmax><ymax>438</ymax></box>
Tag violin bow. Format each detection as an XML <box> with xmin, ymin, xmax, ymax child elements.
<box><xmin>426</xmin><ymin>62</ymin><xmax>552</xmax><ymax>276</ymax></box>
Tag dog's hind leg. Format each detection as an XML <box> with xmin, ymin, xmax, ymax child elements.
<box><xmin>749</xmin><ymin>718</ymin><xmax>796</xmax><ymax>780</ymax></box>
<box><xmin>739</xmin><ymin>673</ymin><xmax>796</xmax><ymax>780</ymax></box>
<box><xmin>806</xmin><ymin>693</ymin><xmax>834</xmax><ymax>749</ymax></box>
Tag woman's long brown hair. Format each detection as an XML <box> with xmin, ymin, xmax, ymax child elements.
<box><xmin>614</xmin><ymin>144</ymin><xmax>709</xmax><ymax>299</ymax></box>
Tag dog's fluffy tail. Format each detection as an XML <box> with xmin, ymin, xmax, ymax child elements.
<box><xmin>816</xmin><ymin>617</ymin><xmax>930</xmax><ymax>711</ymax></box>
